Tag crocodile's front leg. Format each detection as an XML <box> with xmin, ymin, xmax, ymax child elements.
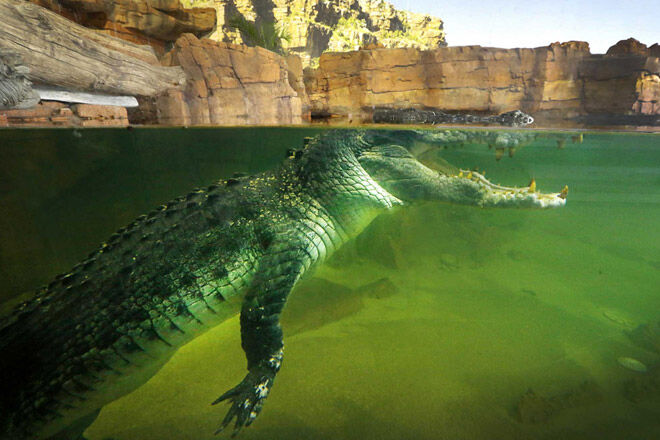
<box><xmin>212</xmin><ymin>236</ymin><xmax>307</xmax><ymax>436</ymax></box>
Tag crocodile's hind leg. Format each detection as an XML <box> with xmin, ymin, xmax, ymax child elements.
<box><xmin>46</xmin><ymin>409</ymin><xmax>101</xmax><ymax>440</ymax></box>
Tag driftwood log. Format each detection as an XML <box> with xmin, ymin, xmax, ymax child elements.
<box><xmin>0</xmin><ymin>0</ymin><xmax>185</xmax><ymax>96</ymax></box>
<box><xmin>0</xmin><ymin>49</ymin><xmax>40</xmax><ymax>109</ymax></box>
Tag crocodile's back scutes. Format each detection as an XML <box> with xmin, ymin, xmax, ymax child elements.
<box><xmin>0</xmin><ymin>177</ymin><xmax>266</xmax><ymax>439</ymax></box>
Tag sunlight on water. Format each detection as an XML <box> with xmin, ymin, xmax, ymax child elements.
<box><xmin>1</xmin><ymin>127</ymin><xmax>658</xmax><ymax>439</ymax></box>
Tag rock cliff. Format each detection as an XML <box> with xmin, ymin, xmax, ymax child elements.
<box><xmin>181</xmin><ymin>0</ymin><xmax>446</xmax><ymax>66</ymax></box>
<box><xmin>305</xmin><ymin>39</ymin><xmax>660</xmax><ymax>125</ymax></box>
<box><xmin>1</xmin><ymin>1</ymin><xmax>657</xmax><ymax>128</ymax></box>
<box><xmin>143</xmin><ymin>34</ymin><xmax>303</xmax><ymax>125</ymax></box>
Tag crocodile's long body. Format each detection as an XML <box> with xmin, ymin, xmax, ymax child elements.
<box><xmin>373</xmin><ymin>108</ymin><xmax>535</xmax><ymax>127</ymax></box>
<box><xmin>0</xmin><ymin>129</ymin><xmax>568</xmax><ymax>439</ymax></box>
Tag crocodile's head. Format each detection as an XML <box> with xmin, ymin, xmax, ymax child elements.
<box><xmin>357</xmin><ymin>130</ymin><xmax>567</xmax><ymax>209</ymax></box>
<box><xmin>498</xmin><ymin>110</ymin><xmax>534</xmax><ymax>127</ymax></box>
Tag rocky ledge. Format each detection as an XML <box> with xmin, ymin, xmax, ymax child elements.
<box><xmin>0</xmin><ymin>0</ymin><xmax>657</xmax><ymax>128</ymax></box>
<box><xmin>138</xmin><ymin>34</ymin><xmax>304</xmax><ymax>125</ymax></box>
<box><xmin>305</xmin><ymin>39</ymin><xmax>660</xmax><ymax>126</ymax></box>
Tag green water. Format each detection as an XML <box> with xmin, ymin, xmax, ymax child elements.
<box><xmin>1</xmin><ymin>128</ymin><xmax>659</xmax><ymax>439</ymax></box>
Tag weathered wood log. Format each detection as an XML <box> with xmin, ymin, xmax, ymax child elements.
<box><xmin>33</xmin><ymin>86</ymin><xmax>139</xmax><ymax>107</ymax></box>
<box><xmin>0</xmin><ymin>49</ymin><xmax>40</xmax><ymax>110</ymax></box>
<box><xmin>0</xmin><ymin>0</ymin><xmax>186</xmax><ymax>96</ymax></box>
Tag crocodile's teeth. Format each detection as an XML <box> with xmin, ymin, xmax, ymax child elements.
<box><xmin>528</xmin><ymin>179</ymin><xmax>536</xmax><ymax>193</ymax></box>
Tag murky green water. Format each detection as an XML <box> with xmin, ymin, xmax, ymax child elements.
<box><xmin>1</xmin><ymin>127</ymin><xmax>659</xmax><ymax>439</ymax></box>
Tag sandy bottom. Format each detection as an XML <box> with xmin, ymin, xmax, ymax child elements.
<box><xmin>86</xmin><ymin>200</ymin><xmax>660</xmax><ymax>440</ymax></box>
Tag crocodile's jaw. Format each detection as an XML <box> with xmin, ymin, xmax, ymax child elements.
<box><xmin>359</xmin><ymin>147</ymin><xmax>567</xmax><ymax>209</ymax></box>
<box><xmin>453</xmin><ymin>170</ymin><xmax>568</xmax><ymax>208</ymax></box>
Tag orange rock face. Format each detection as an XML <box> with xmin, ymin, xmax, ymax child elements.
<box><xmin>305</xmin><ymin>41</ymin><xmax>660</xmax><ymax>123</ymax></box>
<box><xmin>151</xmin><ymin>34</ymin><xmax>304</xmax><ymax>125</ymax></box>
<box><xmin>30</xmin><ymin>0</ymin><xmax>216</xmax><ymax>54</ymax></box>
<box><xmin>0</xmin><ymin>101</ymin><xmax>128</xmax><ymax>127</ymax></box>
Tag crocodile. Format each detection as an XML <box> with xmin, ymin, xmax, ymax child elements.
<box><xmin>0</xmin><ymin>129</ymin><xmax>568</xmax><ymax>439</ymax></box>
<box><xmin>372</xmin><ymin>108</ymin><xmax>535</xmax><ymax>127</ymax></box>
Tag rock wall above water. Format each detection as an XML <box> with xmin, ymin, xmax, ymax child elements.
<box><xmin>1</xmin><ymin>0</ymin><xmax>657</xmax><ymax>128</ymax></box>
<box><xmin>0</xmin><ymin>102</ymin><xmax>128</xmax><ymax>127</ymax></box>
<box><xmin>304</xmin><ymin>39</ymin><xmax>660</xmax><ymax>125</ymax></box>
<box><xmin>141</xmin><ymin>34</ymin><xmax>304</xmax><ymax>125</ymax></box>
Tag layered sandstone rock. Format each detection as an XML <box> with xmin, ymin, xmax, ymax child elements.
<box><xmin>606</xmin><ymin>38</ymin><xmax>649</xmax><ymax>56</ymax></box>
<box><xmin>305</xmin><ymin>42</ymin><xmax>591</xmax><ymax>121</ymax></box>
<box><xmin>305</xmin><ymin>40</ymin><xmax>660</xmax><ymax>123</ymax></box>
<box><xmin>149</xmin><ymin>34</ymin><xmax>303</xmax><ymax>125</ymax></box>
<box><xmin>650</xmin><ymin>44</ymin><xmax>660</xmax><ymax>58</ymax></box>
<box><xmin>180</xmin><ymin>0</ymin><xmax>445</xmax><ymax>66</ymax></box>
<box><xmin>0</xmin><ymin>101</ymin><xmax>128</xmax><ymax>126</ymax></box>
<box><xmin>30</xmin><ymin>0</ymin><xmax>216</xmax><ymax>54</ymax></box>
<box><xmin>581</xmin><ymin>54</ymin><xmax>660</xmax><ymax>116</ymax></box>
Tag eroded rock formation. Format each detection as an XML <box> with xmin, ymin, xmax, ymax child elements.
<box><xmin>30</xmin><ymin>0</ymin><xmax>216</xmax><ymax>54</ymax></box>
<box><xmin>606</xmin><ymin>37</ymin><xmax>650</xmax><ymax>56</ymax></box>
<box><xmin>146</xmin><ymin>34</ymin><xmax>303</xmax><ymax>125</ymax></box>
<box><xmin>1</xmin><ymin>0</ymin><xmax>657</xmax><ymax>127</ymax></box>
<box><xmin>0</xmin><ymin>101</ymin><xmax>128</xmax><ymax>126</ymax></box>
<box><xmin>180</xmin><ymin>0</ymin><xmax>446</xmax><ymax>66</ymax></box>
<box><xmin>305</xmin><ymin>40</ymin><xmax>660</xmax><ymax>124</ymax></box>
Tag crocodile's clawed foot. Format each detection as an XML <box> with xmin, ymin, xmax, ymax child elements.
<box><xmin>212</xmin><ymin>368</ymin><xmax>275</xmax><ymax>437</ymax></box>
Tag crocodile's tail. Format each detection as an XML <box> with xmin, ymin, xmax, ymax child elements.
<box><xmin>0</xmin><ymin>308</ymin><xmax>36</xmax><ymax>439</ymax></box>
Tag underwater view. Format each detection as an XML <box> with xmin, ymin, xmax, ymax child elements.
<box><xmin>0</xmin><ymin>127</ymin><xmax>658</xmax><ymax>440</ymax></box>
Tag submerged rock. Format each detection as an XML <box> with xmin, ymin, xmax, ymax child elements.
<box><xmin>627</xmin><ymin>321</ymin><xmax>660</xmax><ymax>354</ymax></box>
<box><xmin>623</xmin><ymin>364</ymin><xmax>660</xmax><ymax>403</ymax></box>
<box><xmin>282</xmin><ymin>278</ymin><xmax>362</xmax><ymax>336</ymax></box>
<box><xmin>355</xmin><ymin>278</ymin><xmax>399</xmax><ymax>300</ymax></box>
<box><xmin>514</xmin><ymin>381</ymin><xmax>603</xmax><ymax>424</ymax></box>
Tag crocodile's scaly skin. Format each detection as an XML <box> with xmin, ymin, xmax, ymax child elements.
<box><xmin>0</xmin><ymin>129</ymin><xmax>568</xmax><ymax>439</ymax></box>
<box><xmin>373</xmin><ymin>108</ymin><xmax>535</xmax><ymax>127</ymax></box>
